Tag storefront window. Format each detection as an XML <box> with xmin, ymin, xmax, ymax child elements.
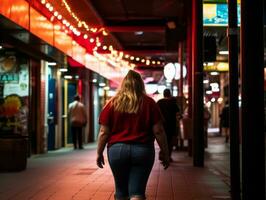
<box><xmin>0</xmin><ymin>51</ymin><xmax>29</xmax><ymax>136</ymax></box>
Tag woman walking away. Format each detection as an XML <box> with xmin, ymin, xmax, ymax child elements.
<box><xmin>96</xmin><ymin>70</ymin><xmax>170</xmax><ymax>200</ymax></box>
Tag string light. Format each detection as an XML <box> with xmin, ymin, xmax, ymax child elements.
<box><xmin>83</xmin><ymin>34</ymin><xmax>88</xmax><ymax>39</ymax></box>
<box><xmin>106</xmin><ymin>48</ymin><xmax>164</xmax><ymax>66</ymax></box>
<box><xmin>61</xmin><ymin>0</ymin><xmax>106</xmax><ymax>35</ymax></box>
<box><xmin>40</xmin><ymin>0</ymin><xmax>104</xmax><ymax>51</ymax></box>
<box><xmin>39</xmin><ymin>0</ymin><xmax>163</xmax><ymax>68</ymax></box>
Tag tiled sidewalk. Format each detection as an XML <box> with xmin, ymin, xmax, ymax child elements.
<box><xmin>0</xmin><ymin>137</ymin><xmax>231</xmax><ymax>200</ymax></box>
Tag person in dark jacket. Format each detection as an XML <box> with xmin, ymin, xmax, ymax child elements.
<box><xmin>157</xmin><ymin>89</ymin><xmax>180</xmax><ymax>161</ymax></box>
<box><xmin>220</xmin><ymin>100</ymin><xmax>229</xmax><ymax>143</ymax></box>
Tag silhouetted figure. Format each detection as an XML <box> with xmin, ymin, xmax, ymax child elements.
<box><xmin>203</xmin><ymin>106</ymin><xmax>211</xmax><ymax>147</ymax></box>
<box><xmin>157</xmin><ymin>89</ymin><xmax>180</xmax><ymax>161</ymax></box>
<box><xmin>220</xmin><ymin>100</ymin><xmax>229</xmax><ymax>143</ymax></box>
<box><xmin>68</xmin><ymin>94</ymin><xmax>87</xmax><ymax>149</ymax></box>
<box><xmin>96</xmin><ymin>70</ymin><xmax>169</xmax><ymax>200</ymax></box>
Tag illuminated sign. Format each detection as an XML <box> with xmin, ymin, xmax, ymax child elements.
<box><xmin>204</xmin><ymin>62</ymin><xmax>229</xmax><ymax>71</ymax></box>
<box><xmin>0</xmin><ymin>74</ymin><xmax>19</xmax><ymax>82</ymax></box>
<box><xmin>203</xmin><ymin>4</ymin><xmax>240</xmax><ymax>26</ymax></box>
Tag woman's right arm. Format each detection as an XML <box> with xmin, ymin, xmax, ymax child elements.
<box><xmin>153</xmin><ymin>122</ymin><xmax>170</xmax><ymax>169</ymax></box>
<box><xmin>96</xmin><ymin>125</ymin><xmax>110</xmax><ymax>168</ymax></box>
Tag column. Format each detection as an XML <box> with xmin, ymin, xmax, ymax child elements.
<box><xmin>241</xmin><ymin>0</ymin><xmax>265</xmax><ymax>199</ymax></box>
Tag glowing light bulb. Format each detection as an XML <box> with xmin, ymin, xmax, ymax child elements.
<box><xmin>45</xmin><ymin>3</ymin><xmax>50</xmax><ymax>9</ymax></box>
<box><xmin>83</xmin><ymin>34</ymin><xmax>88</xmax><ymax>39</ymax></box>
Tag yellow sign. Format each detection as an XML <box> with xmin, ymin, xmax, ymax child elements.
<box><xmin>204</xmin><ymin>62</ymin><xmax>229</xmax><ymax>72</ymax></box>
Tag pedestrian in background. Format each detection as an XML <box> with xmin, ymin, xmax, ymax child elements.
<box><xmin>96</xmin><ymin>70</ymin><xmax>169</xmax><ymax>200</ymax></box>
<box><xmin>203</xmin><ymin>106</ymin><xmax>211</xmax><ymax>147</ymax></box>
<box><xmin>220</xmin><ymin>100</ymin><xmax>229</xmax><ymax>143</ymax></box>
<box><xmin>157</xmin><ymin>88</ymin><xmax>180</xmax><ymax>162</ymax></box>
<box><xmin>68</xmin><ymin>94</ymin><xmax>87</xmax><ymax>149</ymax></box>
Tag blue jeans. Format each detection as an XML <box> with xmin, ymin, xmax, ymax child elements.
<box><xmin>107</xmin><ymin>143</ymin><xmax>155</xmax><ymax>200</ymax></box>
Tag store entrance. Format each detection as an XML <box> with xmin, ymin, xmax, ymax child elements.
<box><xmin>47</xmin><ymin>75</ymin><xmax>56</xmax><ymax>150</ymax></box>
<box><xmin>66</xmin><ymin>82</ymin><xmax>77</xmax><ymax>145</ymax></box>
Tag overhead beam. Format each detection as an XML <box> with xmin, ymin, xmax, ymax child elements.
<box><xmin>106</xmin><ymin>26</ymin><xmax>165</xmax><ymax>32</ymax></box>
<box><xmin>123</xmin><ymin>50</ymin><xmax>174</xmax><ymax>56</ymax></box>
<box><xmin>105</xmin><ymin>19</ymin><xmax>167</xmax><ymax>32</ymax></box>
<box><xmin>105</xmin><ymin>19</ymin><xmax>167</xmax><ymax>26</ymax></box>
<box><xmin>96</xmin><ymin>49</ymin><xmax>176</xmax><ymax>56</ymax></box>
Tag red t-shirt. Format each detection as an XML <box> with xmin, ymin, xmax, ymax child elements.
<box><xmin>99</xmin><ymin>95</ymin><xmax>162</xmax><ymax>146</ymax></box>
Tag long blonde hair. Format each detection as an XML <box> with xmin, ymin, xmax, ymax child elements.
<box><xmin>112</xmin><ymin>70</ymin><xmax>146</xmax><ymax>113</ymax></box>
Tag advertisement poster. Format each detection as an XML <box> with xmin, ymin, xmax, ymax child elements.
<box><xmin>0</xmin><ymin>51</ymin><xmax>29</xmax><ymax>136</ymax></box>
<box><xmin>203</xmin><ymin>3</ymin><xmax>240</xmax><ymax>26</ymax></box>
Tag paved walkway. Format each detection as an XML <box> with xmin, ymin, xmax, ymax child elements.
<box><xmin>0</xmin><ymin>137</ymin><xmax>231</xmax><ymax>200</ymax></box>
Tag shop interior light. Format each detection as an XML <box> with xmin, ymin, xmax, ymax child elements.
<box><xmin>203</xmin><ymin>62</ymin><xmax>214</xmax><ymax>66</ymax></box>
<box><xmin>92</xmin><ymin>79</ymin><xmax>97</xmax><ymax>83</ymax></box>
<box><xmin>0</xmin><ymin>46</ymin><xmax>2</xmax><ymax>49</ymax></box>
<box><xmin>219</xmin><ymin>50</ymin><xmax>229</xmax><ymax>55</ymax></box>
<box><xmin>99</xmin><ymin>82</ymin><xmax>106</xmax><ymax>87</ymax></box>
<box><xmin>206</xmin><ymin>62</ymin><xmax>214</xmax><ymax>66</ymax></box>
<box><xmin>210</xmin><ymin>71</ymin><xmax>219</xmax><ymax>76</ymax></box>
<box><xmin>59</xmin><ymin>68</ymin><xmax>68</xmax><ymax>72</ymax></box>
<box><xmin>64</xmin><ymin>75</ymin><xmax>72</xmax><ymax>79</ymax></box>
<box><xmin>203</xmin><ymin>79</ymin><xmax>209</xmax><ymax>84</ymax></box>
<box><xmin>47</xmin><ymin>62</ymin><xmax>57</xmax><ymax>66</ymax></box>
<box><xmin>135</xmin><ymin>31</ymin><xmax>143</xmax><ymax>35</ymax></box>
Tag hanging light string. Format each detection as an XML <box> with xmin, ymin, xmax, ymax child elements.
<box><xmin>93</xmin><ymin>45</ymin><xmax>164</xmax><ymax>67</ymax></box>
<box><xmin>61</xmin><ymin>0</ymin><xmax>107</xmax><ymax>35</ymax></box>
<box><xmin>40</xmin><ymin>0</ymin><xmax>163</xmax><ymax>67</ymax></box>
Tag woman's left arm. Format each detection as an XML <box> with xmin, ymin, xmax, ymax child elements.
<box><xmin>96</xmin><ymin>125</ymin><xmax>110</xmax><ymax>168</ymax></box>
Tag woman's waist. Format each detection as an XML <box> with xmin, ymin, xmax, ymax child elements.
<box><xmin>107</xmin><ymin>141</ymin><xmax>154</xmax><ymax>149</ymax></box>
